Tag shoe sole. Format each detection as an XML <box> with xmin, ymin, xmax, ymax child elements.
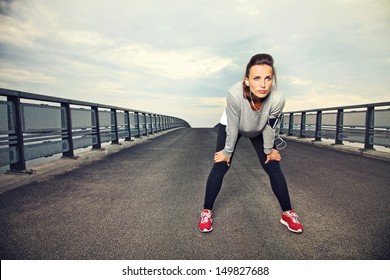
<box><xmin>280</xmin><ymin>219</ymin><xmax>303</xmax><ymax>233</ymax></box>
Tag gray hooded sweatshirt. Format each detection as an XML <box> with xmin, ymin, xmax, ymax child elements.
<box><xmin>220</xmin><ymin>81</ymin><xmax>285</xmax><ymax>157</ymax></box>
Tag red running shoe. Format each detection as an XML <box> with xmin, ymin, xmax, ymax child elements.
<box><xmin>280</xmin><ymin>210</ymin><xmax>303</xmax><ymax>233</ymax></box>
<box><xmin>198</xmin><ymin>209</ymin><xmax>213</xmax><ymax>233</ymax></box>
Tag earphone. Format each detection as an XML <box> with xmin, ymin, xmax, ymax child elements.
<box><xmin>245</xmin><ymin>87</ymin><xmax>287</xmax><ymax>150</ymax></box>
<box><xmin>249</xmin><ymin>92</ymin><xmax>287</xmax><ymax>150</ymax></box>
<box><xmin>271</xmin><ymin>114</ymin><xmax>287</xmax><ymax>150</ymax></box>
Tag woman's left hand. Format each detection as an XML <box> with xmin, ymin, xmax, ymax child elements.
<box><xmin>265</xmin><ymin>149</ymin><xmax>281</xmax><ymax>164</ymax></box>
<box><xmin>214</xmin><ymin>151</ymin><xmax>231</xmax><ymax>166</ymax></box>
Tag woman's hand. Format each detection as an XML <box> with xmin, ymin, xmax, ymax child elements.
<box><xmin>214</xmin><ymin>151</ymin><xmax>231</xmax><ymax>166</ymax></box>
<box><xmin>265</xmin><ymin>149</ymin><xmax>281</xmax><ymax>164</ymax></box>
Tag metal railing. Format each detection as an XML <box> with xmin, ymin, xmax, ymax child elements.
<box><xmin>280</xmin><ymin>102</ymin><xmax>390</xmax><ymax>150</ymax></box>
<box><xmin>0</xmin><ymin>88</ymin><xmax>190</xmax><ymax>171</ymax></box>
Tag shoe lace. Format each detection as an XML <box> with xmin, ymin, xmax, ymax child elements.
<box><xmin>286</xmin><ymin>211</ymin><xmax>300</xmax><ymax>223</ymax></box>
<box><xmin>200</xmin><ymin>211</ymin><xmax>211</xmax><ymax>224</ymax></box>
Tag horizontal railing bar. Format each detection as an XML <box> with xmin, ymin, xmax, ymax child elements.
<box><xmin>284</xmin><ymin>102</ymin><xmax>390</xmax><ymax>114</ymax></box>
<box><xmin>281</xmin><ymin>101</ymin><xmax>390</xmax><ymax>150</ymax></box>
<box><xmin>1</xmin><ymin>87</ymin><xmax>190</xmax><ymax>170</ymax></box>
<box><xmin>0</xmin><ymin>88</ymin><xmax>179</xmax><ymax>118</ymax></box>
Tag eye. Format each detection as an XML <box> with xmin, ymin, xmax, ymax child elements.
<box><xmin>253</xmin><ymin>77</ymin><xmax>260</xmax><ymax>81</ymax></box>
<box><xmin>265</xmin><ymin>76</ymin><xmax>272</xmax><ymax>81</ymax></box>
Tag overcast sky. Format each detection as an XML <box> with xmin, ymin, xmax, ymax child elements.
<box><xmin>0</xmin><ymin>0</ymin><xmax>389</xmax><ymax>127</ymax></box>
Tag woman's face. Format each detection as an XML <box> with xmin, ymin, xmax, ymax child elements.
<box><xmin>245</xmin><ymin>64</ymin><xmax>274</xmax><ymax>99</ymax></box>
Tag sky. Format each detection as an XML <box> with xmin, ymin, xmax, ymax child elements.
<box><xmin>0</xmin><ymin>0</ymin><xmax>389</xmax><ymax>127</ymax></box>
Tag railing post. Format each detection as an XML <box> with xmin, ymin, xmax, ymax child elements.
<box><xmin>135</xmin><ymin>112</ymin><xmax>141</xmax><ymax>137</ymax></box>
<box><xmin>111</xmin><ymin>108</ymin><xmax>119</xmax><ymax>144</ymax></box>
<box><xmin>157</xmin><ymin>115</ymin><xmax>161</xmax><ymax>132</ymax></box>
<box><xmin>125</xmin><ymin>110</ymin><xmax>132</xmax><ymax>141</ymax></box>
<box><xmin>154</xmin><ymin>114</ymin><xmax>158</xmax><ymax>133</ymax></box>
<box><xmin>364</xmin><ymin>106</ymin><xmax>375</xmax><ymax>150</ymax></box>
<box><xmin>288</xmin><ymin>113</ymin><xmax>293</xmax><ymax>136</ymax></box>
<box><xmin>92</xmin><ymin>106</ymin><xmax>101</xmax><ymax>149</ymax></box>
<box><xmin>150</xmin><ymin>114</ymin><xmax>154</xmax><ymax>134</ymax></box>
<box><xmin>144</xmin><ymin>113</ymin><xmax>148</xmax><ymax>136</ymax></box>
<box><xmin>335</xmin><ymin>109</ymin><xmax>343</xmax><ymax>145</ymax></box>
<box><xmin>61</xmin><ymin>102</ymin><xmax>75</xmax><ymax>158</ymax></box>
<box><xmin>315</xmin><ymin>110</ymin><xmax>322</xmax><ymax>141</ymax></box>
<box><xmin>299</xmin><ymin>112</ymin><xmax>306</xmax><ymax>138</ymax></box>
<box><xmin>7</xmin><ymin>95</ymin><xmax>27</xmax><ymax>171</ymax></box>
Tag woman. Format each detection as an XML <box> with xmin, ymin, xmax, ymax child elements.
<box><xmin>198</xmin><ymin>53</ymin><xmax>303</xmax><ymax>233</ymax></box>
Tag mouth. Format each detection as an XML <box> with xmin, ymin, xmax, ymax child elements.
<box><xmin>258</xmin><ymin>90</ymin><xmax>268</xmax><ymax>95</ymax></box>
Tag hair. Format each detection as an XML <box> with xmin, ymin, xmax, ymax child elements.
<box><xmin>242</xmin><ymin>53</ymin><xmax>277</xmax><ymax>100</ymax></box>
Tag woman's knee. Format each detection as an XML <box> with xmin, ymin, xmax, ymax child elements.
<box><xmin>263</xmin><ymin>161</ymin><xmax>282</xmax><ymax>174</ymax></box>
<box><xmin>211</xmin><ymin>162</ymin><xmax>230</xmax><ymax>173</ymax></box>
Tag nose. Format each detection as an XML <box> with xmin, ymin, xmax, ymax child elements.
<box><xmin>260</xmin><ymin>79</ymin><xmax>265</xmax><ymax>88</ymax></box>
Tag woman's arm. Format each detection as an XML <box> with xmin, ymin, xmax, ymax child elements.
<box><xmin>262</xmin><ymin>93</ymin><xmax>285</xmax><ymax>156</ymax></box>
<box><xmin>222</xmin><ymin>93</ymin><xmax>240</xmax><ymax>158</ymax></box>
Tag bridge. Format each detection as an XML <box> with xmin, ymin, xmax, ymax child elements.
<box><xmin>0</xmin><ymin>89</ymin><xmax>389</xmax><ymax>260</ymax></box>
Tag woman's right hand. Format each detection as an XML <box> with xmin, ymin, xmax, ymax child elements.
<box><xmin>265</xmin><ymin>149</ymin><xmax>281</xmax><ymax>164</ymax></box>
<box><xmin>214</xmin><ymin>151</ymin><xmax>231</xmax><ymax>166</ymax></box>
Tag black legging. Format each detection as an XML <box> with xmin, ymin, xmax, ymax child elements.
<box><xmin>203</xmin><ymin>123</ymin><xmax>292</xmax><ymax>212</ymax></box>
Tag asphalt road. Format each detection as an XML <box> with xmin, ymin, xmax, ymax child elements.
<box><xmin>0</xmin><ymin>128</ymin><xmax>389</xmax><ymax>260</ymax></box>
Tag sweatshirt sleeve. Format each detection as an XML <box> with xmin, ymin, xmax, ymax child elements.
<box><xmin>222</xmin><ymin>93</ymin><xmax>239</xmax><ymax>157</ymax></box>
<box><xmin>263</xmin><ymin>93</ymin><xmax>285</xmax><ymax>154</ymax></box>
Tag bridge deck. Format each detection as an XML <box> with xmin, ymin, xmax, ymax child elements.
<box><xmin>0</xmin><ymin>128</ymin><xmax>389</xmax><ymax>259</ymax></box>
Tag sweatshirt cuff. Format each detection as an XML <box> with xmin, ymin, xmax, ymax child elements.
<box><xmin>264</xmin><ymin>148</ymin><xmax>272</xmax><ymax>155</ymax></box>
<box><xmin>222</xmin><ymin>149</ymin><xmax>232</xmax><ymax>158</ymax></box>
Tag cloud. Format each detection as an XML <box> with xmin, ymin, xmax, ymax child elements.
<box><xmin>284</xmin><ymin>90</ymin><xmax>387</xmax><ymax>112</ymax></box>
<box><xmin>281</xmin><ymin>74</ymin><xmax>390</xmax><ymax>112</ymax></box>
<box><xmin>103</xmin><ymin>44</ymin><xmax>234</xmax><ymax>80</ymax></box>
<box><xmin>0</xmin><ymin>0</ymin><xmax>16</xmax><ymax>15</ymax></box>
<box><xmin>0</xmin><ymin>64</ymin><xmax>59</xmax><ymax>85</ymax></box>
<box><xmin>0</xmin><ymin>0</ymin><xmax>389</xmax><ymax>127</ymax></box>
